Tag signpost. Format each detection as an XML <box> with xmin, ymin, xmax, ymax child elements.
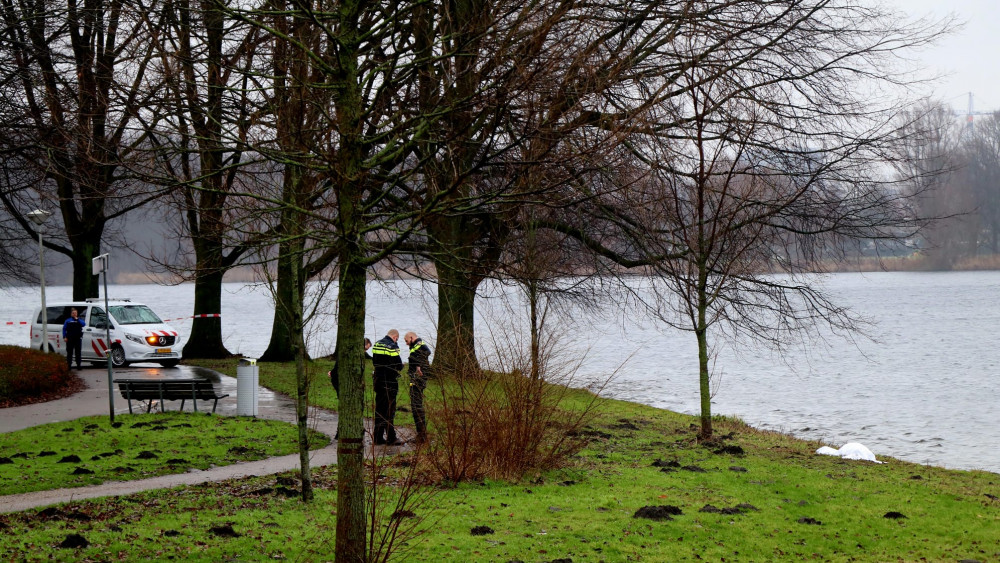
<box><xmin>93</xmin><ymin>253</ymin><xmax>114</xmax><ymax>423</ymax></box>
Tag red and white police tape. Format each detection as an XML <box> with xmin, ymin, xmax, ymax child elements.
<box><xmin>4</xmin><ymin>314</ymin><xmax>221</xmax><ymax>325</ymax></box>
<box><xmin>160</xmin><ymin>313</ymin><xmax>222</xmax><ymax>322</ymax></box>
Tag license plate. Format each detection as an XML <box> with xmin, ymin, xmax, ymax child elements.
<box><xmin>156</xmin><ymin>348</ymin><xmax>171</xmax><ymax>354</ymax></box>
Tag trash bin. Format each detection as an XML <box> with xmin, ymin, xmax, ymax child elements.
<box><xmin>236</xmin><ymin>358</ymin><xmax>259</xmax><ymax>416</ymax></box>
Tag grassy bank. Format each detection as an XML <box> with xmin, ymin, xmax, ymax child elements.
<box><xmin>1</xmin><ymin>360</ymin><xmax>998</xmax><ymax>561</ymax></box>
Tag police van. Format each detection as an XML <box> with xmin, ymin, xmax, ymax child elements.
<box><xmin>30</xmin><ymin>299</ymin><xmax>183</xmax><ymax>368</ymax></box>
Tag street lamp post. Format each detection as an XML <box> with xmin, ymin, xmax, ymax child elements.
<box><xmin>92</xmin><ymin>253</ymin><xmax>115</xmax><ymax>423</ymax></box>
<box><xmin>27</xmin><ymin>209</ymin><xmax>52</xmax><ymax>352</ymax></box>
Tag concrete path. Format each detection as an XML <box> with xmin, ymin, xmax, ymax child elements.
<box><xmin>0</xmin><ymin>364</ymin><xmax>406</xmax><ymax>514</ymax></box>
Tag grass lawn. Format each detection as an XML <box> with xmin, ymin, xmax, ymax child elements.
<box><xmin>1</xmin><ymin>360</ymin><xmax>998</xmax><ymax>561</ymax></box>
<box><xmin>0</xmin><ymin>412</ymin><xmax>330</xmax><ymax>495</ymax></box>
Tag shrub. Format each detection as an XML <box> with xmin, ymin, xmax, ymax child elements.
<box><xmin>419</xmin><ymin>335</ymin><xmax>606</xmax><ymax>484</ymax></box>
<box><xmin>0</xmin><ymin>345</ymin><xmax>75</xmax><ymax>403</ymax></box>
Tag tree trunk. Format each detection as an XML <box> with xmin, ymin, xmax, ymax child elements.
<box><xmin>289</xmin><ymin>240</ymin><xmax>313</xmax><ymax>501</ymax></box>
<box><xmin>434</xmin><ymin>257</ymin><xmax>480</xmax><ymax>377</ymax></box>
<box><xmin>696</xmin><ymin>260</ymin><xmax>712</xmax><ymax>440</ymax></box>
<box><xmin>260</xmin><ymin>240</ymin><xmax>308</xmax><ymax>362</ymax></box>
<box><xmin>528</xmin><ymin>278</ymin><xmax>540</xmax><ymax>381</ymax></box>
<box><xmin>183</xmin><ymin>268</ymin><xmax>230</xmax><ymax>358</ymax></box>
<box><xmin>179</xmin><ymin>0</ymin><xmax>236</xmax><ymax>360</ymax></box>
<box><xmin>335</xmin><ymin>258</ymin><xmax>367</xmax><ymax>561</ymax></box>
<box><xmin>70</xmin><ymin>237</ymin><xmax>101</xmax><ymax>300</ymax></box>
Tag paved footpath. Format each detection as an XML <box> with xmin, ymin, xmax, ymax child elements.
<box><xmin>0</xmin><ymin>364</ymin><xmax>398</xmax><ymax>514</ymax></box>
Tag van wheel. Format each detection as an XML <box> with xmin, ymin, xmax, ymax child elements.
<box><xmin>159</xmin><ymin>360</ymin><xmax>180</xmax><ymax>368</ymax></box>
<box><xmin>110</xmin><ymin>345</ymin><xmax>129</xmax><ymax>368</ymax></box>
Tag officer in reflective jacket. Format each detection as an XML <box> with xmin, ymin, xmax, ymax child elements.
<box><xmin>371</xmin><ymin>330</ymin><xmax>403</xmax><ymax>445</ymax></box>
<box><xmin>404</xmin><ymin>332</ymin><xmax>431</xmax><ymax>443</ymax></box>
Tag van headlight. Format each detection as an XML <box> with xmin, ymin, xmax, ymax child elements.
<box><xmin>125</xmin><ymin>334</ymin><xmax>145</xmax><ymax>345</ymax></box>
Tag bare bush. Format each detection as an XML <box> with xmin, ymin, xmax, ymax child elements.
<box><xmin>363</xmin><ymin>442</ymin><xmax>436</xmax><ymax>563</ymax></box>
<box><xmin>421</xmin><ymin>327</ymin><xmax>605</xmax><ymax>483</ymax></box>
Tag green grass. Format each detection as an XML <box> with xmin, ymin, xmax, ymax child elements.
<box><xmin>2</xmin><ymin>362</ymin><xmax>999</xmax><ymax>561</ymax></box>
<box><xmin>0</xmin><ymin>412</ymin><xmax>330</xmax><ymax>495</ymax></box>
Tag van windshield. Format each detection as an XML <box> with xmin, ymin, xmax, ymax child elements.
<box><xmin>108</xmin><ymin>305</ymin><xmax>163</xmax><ymax>325</ymax></box>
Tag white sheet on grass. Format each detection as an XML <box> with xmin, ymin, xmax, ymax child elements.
<box><xmin>816</xmin><ymin>442</ymin><xmax>883</xmax><ymax>463</ymax></box>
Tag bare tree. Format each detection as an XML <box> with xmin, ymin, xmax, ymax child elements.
<box><xmin>135</xmin><ymin>0</ymin><xmax>266</xmax><ymax>357</ymax></box>
<box><xmin>221</xmin><ymin>0</ymin><xmax>463</xmax><ymax>558</ymax></box>
<box><xmin>963</xmin><ymin>112</ymin><xmax>1000</xmax><ymax>255</ymax></box>
<box><xmin>617</xmin><ymin>1</ymin><xmax>948</xmax><ymax>439</ymax></box>
<box><xmin>0</xmin><ymin>0</ymin><xmax>165</xmax><ymax>299</ymax></box>
<box><xmin>891</xmin><ymin>101</ymin><xmax>968</xmax><ymax>268</ymax></box>
<box><xmin>413</xmin><ymin>0</ymin><xmax>689</xmax><ymax>374</ymax></box>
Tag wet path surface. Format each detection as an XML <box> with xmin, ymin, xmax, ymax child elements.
<box><xmin>0</xmin><ymin>364</ymin><xmax>296</xmax><ymax>432</ymax></box>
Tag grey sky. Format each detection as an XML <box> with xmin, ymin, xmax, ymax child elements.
<box><xmin>895</xmin><ymin>0</ymin><xmax>999</xmax><ymax>114</ymax></box>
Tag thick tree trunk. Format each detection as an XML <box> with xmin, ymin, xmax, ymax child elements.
<box><xmin>434</xmin><ymin>257</ymin><xmax>480</xmax><ymax>377</ymax></box>
<box><xmin>180</xmin><ymin>0</ymin><xmax>235</xmax><ymax>360</ymax></box>
<box><xmin>183</xmin><ymin>268</ymin><xmax>230</xmax><ymax>358</ymax></box>
<box><xmin>70</xmin><ymin>237</ymin><xmax>100</xmax><ymax>300</ymax></box>
<box><xmin>260</xmin><ymin>241</ymin><xmax>308</xmax><ymax>362</ymax></box>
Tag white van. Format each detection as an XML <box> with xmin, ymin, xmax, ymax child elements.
<box><xmin>30</xmin><ymin>299</ymin><xmax>183</xmax><ymax>368</ymax></box>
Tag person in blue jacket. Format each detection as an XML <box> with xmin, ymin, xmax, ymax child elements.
<box><xmin>62</xmin><ymin>308</ymin><xmax>86</xmax><ymax>370</ymax></box>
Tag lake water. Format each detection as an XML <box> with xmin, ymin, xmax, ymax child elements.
<box><xmin>2</xmin><ymin>271</ymin><xmax>998</xmax><ymax>474</ymax></box>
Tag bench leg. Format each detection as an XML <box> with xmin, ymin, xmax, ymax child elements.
<box><xmin>127</xmin><ymin>398</ymin><xmax>133</xmax><ymax>414</ymax></box>
<box><xmin>211</xmin><ymin>398</ymin><xmax>218</xmax><ymax>414</ymax></box>
<box><xmin>180</xmin><ymin>399</ymin><xmax>186</xmax><ymax>412</ymax></box>
<box><xmin>146</xmin><ymin>400</ymin><xmax>153</xmax><ymax>414</ymax></box>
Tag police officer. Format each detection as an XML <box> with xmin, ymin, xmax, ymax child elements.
<box><xmin>371</xmin><ymin>329</ymin><xmax>403</xmax><ymax>445</ymax></box>
<box><xmin>329</xmin><ymin>338</ymin><xmax>372</xmax><ymax>398</ymax></box>
<box><xmin>328</xmin><ymin>338</ymin><xmax>371</xmax><ymax>439</ymax></box>
<box><xmin>62</xmin><ymin>308</ymin><xmax>86</xmax><ymax>370</ymax></box>
<box><xmin>404</xmin><ymin>331</ymin><xmax>431</xmax><ymax>444</ymax></box>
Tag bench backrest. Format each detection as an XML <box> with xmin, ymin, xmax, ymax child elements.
<box><xmin>116</xmin><ymin>379</ymin><xmax>221</xmax><ymax>399</ymax></box>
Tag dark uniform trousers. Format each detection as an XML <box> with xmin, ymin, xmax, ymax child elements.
<box><xmin>374</xmin><ymin>375</ymin><xmax>399</xmax><ymax>444</ymax></box>
<box><xmin>407</xmin><ymin>338</ymin><xmax>432</xmax><ymax>441</ymax></box>
<box><xmin>410</xmin><ymin>376</ymin><xmax>427</xmax><ymax>438</ymax></box>
<box><xmin>66</xmin><ymin>338</ymin><xmax>82</xmax><ymax>369</ymax></box>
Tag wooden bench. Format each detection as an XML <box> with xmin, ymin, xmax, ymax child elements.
<box><xmin>114</xmin><ymin>378</ymin><xmax>229</xmax><ymax>414</ymax></box>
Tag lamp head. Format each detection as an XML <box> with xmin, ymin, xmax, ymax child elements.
<box><xmin>27</xmin><ymin>209</ymin><xmax>51</xmax><ymax>226</ymax></box>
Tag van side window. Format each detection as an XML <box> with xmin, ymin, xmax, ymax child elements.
<box><xmin>90</xmin><ymin>307</ymin><xmax>109</xmax><ymax>330</ymax></box>
<box><xmin>40</xmin><ymin>306</ymin><xmax>74</xmax><ymax>325</ymax></box>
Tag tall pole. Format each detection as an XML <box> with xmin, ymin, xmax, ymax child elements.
<box><xmin>105</xmin><ymin>268</ymin><xmax>114</xmax><ymax>423</ymax></box>
<box><xmin>93</xmin><ymin>253</ymin><xmax>115</xmax><ymax>423</ymax></box>
<box><xmin>28</xmin><ymin>210</ymin><xmax>51</xmax><ymax>352</ymax></box>
<box><xmin>38</xmin><ymin>229</ymin><xmax>47</xmax><ymax>352</ymax></box>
